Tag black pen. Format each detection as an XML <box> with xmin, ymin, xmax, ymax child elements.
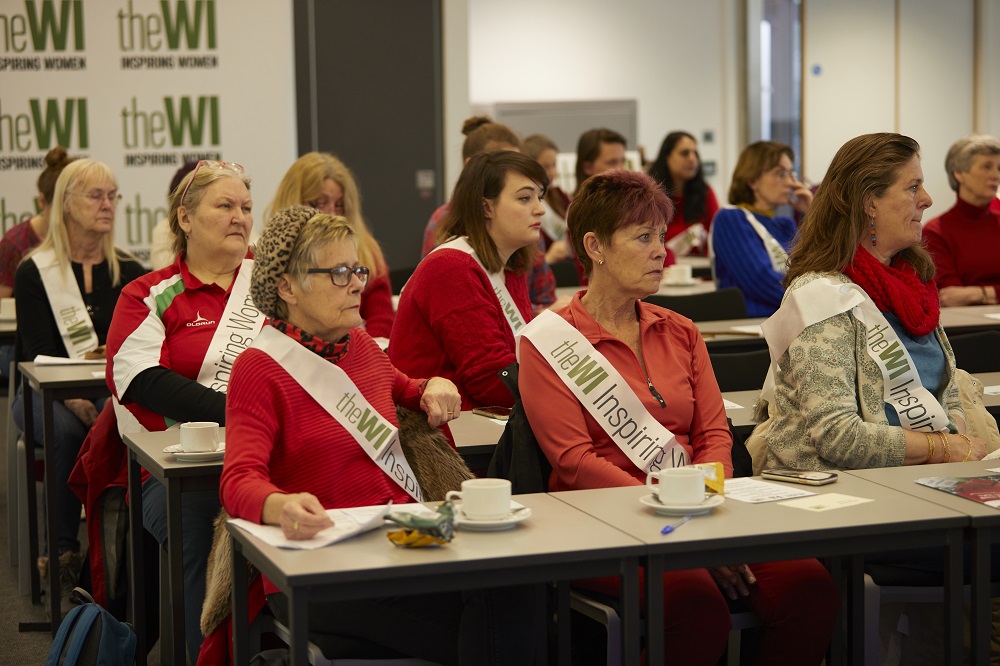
<box><xmin>661</xmin><ymin>515</ymin><xmax>692</xmax><ymax>535</ymax></box>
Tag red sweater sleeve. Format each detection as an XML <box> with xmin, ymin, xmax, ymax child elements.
<box><xmin>360</xmin><ymin>270</ymin><xmax>395</xmax><ymax>339</ymax></box>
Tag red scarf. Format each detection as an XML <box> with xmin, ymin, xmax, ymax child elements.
<box><xmin>843</xmin><ymin>246</ymin><xmax>940</xmax><ymax>337</ymax></box>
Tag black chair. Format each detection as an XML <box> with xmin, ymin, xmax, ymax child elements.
<box><xmin>709</xmin><ymin>349</ymin><xmax>772</xmax><ymax>392</ymax></box>
<box><xmin>549</xmin><ymin>260</ymin><xmax>580</xmax><ymax>288</ymax></box>
<box><xmin>948</xmin><ymin>330</ymin><xmax>1000</xmax><ymax>373</ymax></box>
<box><xmin>388</xmin><ymin>266</ymin><xmax>416</xmax><ymax>295</ymax></box>
<box><xmin>644</xmin><ymin>287</ymin><xmax>747</xmax><ymax>322</ymax></box>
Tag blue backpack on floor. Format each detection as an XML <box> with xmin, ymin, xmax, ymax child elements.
<box><xmin>45</xmin><ymin>587</ymin><xmax>137</xmax><ymax>666</ymax></box>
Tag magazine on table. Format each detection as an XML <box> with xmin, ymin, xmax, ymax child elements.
<box><xmin>915</xmin><ymin>474</ymin><xmax>1000</xmax><ymax>509</ymax></box>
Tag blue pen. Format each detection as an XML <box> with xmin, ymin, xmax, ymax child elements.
<box><xmin>661</xmin><ymin>515</ymin><xmax>693</xmax><ymax>535</ymax></box>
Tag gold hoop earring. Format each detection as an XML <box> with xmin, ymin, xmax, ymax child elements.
<box><xmin>598</xmin><ymin>259</ymin><xmax>605</xmax><ymax>266</ymax></box>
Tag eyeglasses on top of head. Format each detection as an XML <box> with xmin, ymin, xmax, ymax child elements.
<box><xmin>75</xmin><ymin>189</ymin><xmax>123</xmax><ymax>205</ymax></box>
<box><xmin>306</xmin><ymin>265</ymin><xmax>370</xmax><ymax>287</ymax></box>
<box><xmin>180</xmin><ymin>159</ymin><xmax>246</xmax><ymax>204</ymax></box>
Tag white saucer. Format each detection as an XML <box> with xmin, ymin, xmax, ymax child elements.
<box><xmin>639</xmin><ymin>493</ymin><xmax>724</xmax><ymax>516</ymax></box>
<box><xmin>455</xmin><ymin>507</ymin><xmax>532</xmax><ymax>531</ymax></box>
<box><xmin>163</xmin><ymin>442</ymin><xmax>226</xmax><ymax>463</ymax></box>
<box><xmin>663</xmin><ymin>279</ymin><xmax>698</xmax><ymax>287</ymax></box>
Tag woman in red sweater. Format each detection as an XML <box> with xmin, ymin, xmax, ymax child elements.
<box><xmin>266</xmin><ymin>152</ymin><xmax>395</xmax><ymax>339</ymax></box>
<box><xmin>517</xmin><ymin>170</ymin><xmax>838</xmax><ymax>665</ymax></box>
<box><xmin>221</xmin><ymin>207</ymin><xmax>537</xmax><ymax>665</ymax></box>
<box><xmin>390</xmin><ymin>151</ymin><xmax>546</xmax><ymax>409</ymax></box>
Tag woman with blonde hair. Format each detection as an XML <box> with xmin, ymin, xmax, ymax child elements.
<box><xmin>13</xmin><ymin>158</ymin><xmax>145</xmax><ymax>608</ymax></box>
<box><xmin>267</xmin><ymin>152</ymin><xmax>395</xmax><ymax>339</ymax></box>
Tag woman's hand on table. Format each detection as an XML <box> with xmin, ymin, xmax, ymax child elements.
<box><xmin>709</xmin><ymin>564</ymin><xmax>757</xmax><ymax>600</ymax></box>
<box><xmin>263</xmin><ymin>492</ymin><xmax>334</xmax><ymax>540</ymax></box>
<box><xmin>64</xmin><ymin>398</ymin><xmax>99</xmax><ymax>427</ymax></box>
<box><xmin>420</xmin><ymin>377</ymin><xmax>462</xmax><ymax>427</ymax></box>
<box><xmin>939</xmin><ymin>285</ymin><xmax>994</xmax><ymax>307</ymax></box>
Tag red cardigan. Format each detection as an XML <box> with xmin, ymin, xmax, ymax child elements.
<box><xmin>922</xmin><ymin>197</ymin><xmax>1000</xmax><ymax>294</ymax></box>
<box><xmin>519</xmin><ymin>293</ymin><xmax>733</xmax><ymax>491</ymax></box>
<box><xmin>389</xmin><ymin>248</ymin><xmax>532</xmax><ymax>410</ymax></box>
<box><xmin>360</xmin><ymin>264</ymin><xmax>395</xmax><ymax>339</ymax></box>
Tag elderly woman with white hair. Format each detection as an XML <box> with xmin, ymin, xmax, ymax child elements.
<box><xmin>13</xmin><ymin>158</ymin><xmax>145</xmax><ymax>607</ymax></box>
<box><xmin>922</xmin><ymin>134</ymin><xmax>1000</xmax><ymax>306</ymax></box>
<box><xmin>213</xmin><ymin>206</ymin><xmax>538</xmax><ymax>665</ymax></box>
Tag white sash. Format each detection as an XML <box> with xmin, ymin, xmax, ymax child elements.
<box><xmin>760</xmin><ymin>277</ymin><xmax>949</xmax><ymax>432</ymax></box>
<box><xmin>708</xmin><ymin>207</ymin><xmax>788</xmax><ymax>278</ymax></box>
<box><xmin>196</xmin><ymin>259</ymin><xmax>266</xmax><ymax>391</ymax></box>
<box><xmin>432</xmin><ymin>236</ymin><xmax>526</xmax><ymax>334</ymax></box>
<box><xmin>516</xmin><ymin>310</ymin><xmax>689</xmax><ymax>473</ymax></box>
<box><xmin>115</xmin><ymin>259</ymin><xmax>265</xmax><ymax>436</ymax></box>
<box><xmin>33</xmin><ymin>248</ymin><xmax>99</xmax><ymax>359</ymax></box>
<box><xmin>253</xmin><ymin>326</ymin><xmax>424</xmax><ymax>502</ymax></box>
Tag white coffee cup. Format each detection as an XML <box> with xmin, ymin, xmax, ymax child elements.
<box><xmin>445</xmin><ymin>478</ymin><xmax>512</xmax><ymax>520</ymax></box>
<box><xmin>664</xmin><ymin>263</ymin><xmax>693</xmax><ymax>284</ymax></box>
<box><xmin>180</xmin><ymin>421</ymin><xmax>220</xmax><ymax>452</ymax></box>
<box><xmin>647</xmin><ymin>467</ymin><xmax>705</xmax><ymax>505</ymax></box>
<box><xmin>0</xmin><ymin>298</ymin><xmax>14</xmax><ymax>320</ymax></box>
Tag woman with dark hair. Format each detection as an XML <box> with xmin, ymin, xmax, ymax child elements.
<box><xmin>753</xmin><ymin>133</ymin><xmax>986</xmax><ymax>471</ymax></box>
<box><xmin>648</xmin><ymin>131</ymin><xmax>719</xmax><ymax>256</ymax></box>
<box><xmin>392</xmin><ymin>150</ymin><xmax>547</xmax><ymax>409</ymax></box>
<box><xmin>518</xmin><ymin>169</ymin><xmax>838</xmax><ymax>665</ymax></box>
<box><xmin>708</xmin><ymin>141</ymin><xmax>813</xmax><ymax>316</ymax></box>
<box><xmin>523</xmin><ymin>133</ymin><xmax>572</xmax><ymax>264</ymax></box>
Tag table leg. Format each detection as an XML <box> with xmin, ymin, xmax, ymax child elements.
<box><xmin>556</xmin><ymin>581</ymin><xmax>570</xmax><ymax>666</ymax></box>
<box><xmin>231</xmin><ymin>537</ymin><xmax>249</xmax><ymax>666</ymax></box>
<box><xmin>847</xmin><ymin>554</ymin><xmax>864</xmax><ymax>666</ymax></box>
<box><xmin>166</xmin><ymin>479</ymin><xmax>186</xmax><ymax>663</ymax></box>
<box><xmin>41</xmin><ymin>390</ymin><xmax>60</xmax><ymax>634</ymax></box>
<box><xmin>288</xmin><ymin>589</ymin><xmax>308</xmax><ymax>666</ymax></box>
<box><xmin>944</xmin><ymin>529</ymin><xmax>963</xmax><ymax>665</ymax></box>
<box><xmin>128</xmin><ymin>451</ymin><xmax>147</xmax><ymax>666</ymax></box>
<box><xmin>621</xmin><ymin>557</ymin><xmax>641</xmax><ymax>666</ymax></box>
<box><xmin>20</xmin><ymin>375</ymin><xmax>41</xmax><ymax>605</ymax></box>
<box><xmin>644</xmin><ymin>555</ymin><xmax>663</xmax><ymax>666</ymax></box>
<box><xmin>826</xmin><ymin>556</ymin><xmax>844</xmax><ymax>666</ymax></box>
<box><xmin>970</xmin><ymin>526</ymin><xmax>992</xmax><ymax>666</ymax></box>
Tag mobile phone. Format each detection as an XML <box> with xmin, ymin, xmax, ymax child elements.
<box><xmin>472</xmin><ymin>406</ymin><xmax>512</xmax><ymax>421</ymax></box>
<box><xmin>760</xmin><ymin>468</ymin><xmax>838</xmax><ymax>486</ymax></box>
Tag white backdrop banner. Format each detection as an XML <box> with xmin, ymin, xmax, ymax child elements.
<box><xmin>0</xmin><ymin>0</ymin><xmax>296</xmax><ymax>264</ymax></box>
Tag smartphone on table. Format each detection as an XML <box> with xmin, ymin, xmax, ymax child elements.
<box><xmin>472</xmin><ymin>406</ymin><xmax>512</xmax><ymax>421</ymax></box>
<box><xmin>760</xmin><ymin>468</ymin><xmax>838</xmax><ymax>486</ymax></box>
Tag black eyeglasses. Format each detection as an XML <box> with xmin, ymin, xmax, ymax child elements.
<box><xmin>306</xmin><ymin>265</ymin><xmax>370</xmax><ymax>287</ymax></box>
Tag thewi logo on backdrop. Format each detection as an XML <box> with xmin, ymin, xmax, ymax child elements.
<box><xmin>0</xmin><ymin>0</ymin><xmax>86</xmax><ymax>71</ymax></box>
<box><xmin>119</xmin><ymin>0</ymin><xmax>217</xmax><ymax>68</ymax></box>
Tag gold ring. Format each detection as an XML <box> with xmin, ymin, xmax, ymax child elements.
<box><xmin>447</xmin><ymin>410</ymin><xmax>455</xmax><ymax>416</ymax></box>
<box><xmin>293</xmin><ymin>520</ymin><xmax>299</xmax><ymax>531</ymax></box>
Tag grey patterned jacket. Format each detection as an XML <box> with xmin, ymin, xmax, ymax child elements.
<box><xmin>756</xmin><ymin>271</ymin><xmax>963</xmax><ymax>471</ymax></box>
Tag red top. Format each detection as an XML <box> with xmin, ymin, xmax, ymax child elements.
<box><xmin>923</xmin><ymin>197</ymin><xmax>1000</xmax><ymax>293</ymax></box>
<box><xmin>389</xmin><ymin>248</ymin><xmax>533</xmax><ymax>410</ymax></box>
<box><xmin>0</xmin><ymin>219</ymin><xmax>40</xmax><ymax>288</ymax></box>
<box><xmin>519</xmin><ymin>293</ymin><xmax>733</xmax><ymax>491</ymax></box>
<box><xmin>360</xmin><ymin>262</ymin><xmax>395</xmax><ymax>338</ymax></box>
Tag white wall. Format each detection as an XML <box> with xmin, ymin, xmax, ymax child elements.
<box><xmin>442</xmin><ymin>0</ymin><xmax>472</xmax><ymax>198</ymax></box>
<box><xmin>465</xmin><ymin>0</ymin><xmax>741</xmax><ymax>199</ymax></box>
<box><xmin>802</xmin><ymin>0</ymin><xmax>975</xmax><ymax>220</ymax></box>
<box><xmin>979</xmin><ymin>0</ymin><xmax>1000</xmax><ymax>136</ymax></box>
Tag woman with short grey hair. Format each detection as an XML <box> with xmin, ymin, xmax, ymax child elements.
<box><xmin>922</xmin><ymin>134</ymin><xmax>1000</xmax><ymax>306</ymax></box>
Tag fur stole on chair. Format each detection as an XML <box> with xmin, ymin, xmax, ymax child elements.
<box><xmin>199</xmin><ymin>406</ymin><xmax>474</xmax><ymax>637</ymax></box>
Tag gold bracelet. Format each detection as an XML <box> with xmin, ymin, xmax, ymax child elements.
<box><xmin>938</xmin><ymin>431</ymin><xmax>951</xmax><ymax>462</ymax></box>
<box><xmin>923</xmin><ymin>433</ymin><xmax>936</xmax><ymax>464</ymax></box>
<box><xmin>958</xmin><ymin>433</ymin><xmax>974</xmax><ymax>462</ymax></box>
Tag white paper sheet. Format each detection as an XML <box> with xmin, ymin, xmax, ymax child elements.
<box><xmin>730</xmin><ymin>325</ymin><xmax>763</xmax><ymax>336</ymax></box>
<box><xmin>724</xmin><ymin>478</ymin><xmax>815</xmax><ymax>503</ymax></box>
<box><xmin>229</xmin><ymin>504</ymin><xmax>390</xmax><ymax>550</ymax></box>
<box><xmin>984</xmin><ymin>385</ymin><xmax>1000</xmax><ymax>396</ymax></box>
<box><xmin>778</xmin><ymin>493</ymin><xmax>873</xmax><ymax>512</ymax></box>
<box><xmin>723</xmin><ymin>399</ymin><xmax>743</xmax><ymax>409</ymax></box>
<box><xmin>983</xmin><ymin>313</ymin><xmax>1000</xmax><ymax>321</ymax></box>
<box><xmin>33</xmin><ymin>355</ymin><xmax>106</xmax><ymax>366</ymax></box>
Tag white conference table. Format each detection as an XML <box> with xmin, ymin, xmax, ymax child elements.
<box><xmin>552</xmin><ymin>476</ymin><xmax>969</xmax><ymax>666</ymax></box>
<box><xmin>228</xmin><ymin>493</ymin><xmax>646</xmax><ymax>666</ymax></box>
<box><xmin>556</xmin><ymin>279</ymin><xmax>717</xmax><ymax>302</ymax></box>
<box><xmin>844</xmin><ymin>460</ymin><xmax>1000</xmax><ymax>665</ymax></box>
<box><xmin>16</xmin><ymin>361</ymin><xmax>109</xmax><ymax>632</ymax></box>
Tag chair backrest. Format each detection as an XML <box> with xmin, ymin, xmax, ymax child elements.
<box><xmin>388</xmin><ymin>266</ymin><xmax>416</xmax><ymax>295</ymax></box>
<box><xmin>709</xmin><ymin>349</ymin><xmax>772</xmax><ymax>392</ymax></box>
<box><xmin>644</xmin><ymin>287</ymin><xmax>748</xmax><ymax>322</ymax></box>
<box><xmin>948</xmin><ymin>330</ymin><xmax>1000</xmax><ymax>374</ymax></box>
<box><xmin>549</xmin><ymin>260</ymin><xmax>580</xmax><ymax>288</ymax></box>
